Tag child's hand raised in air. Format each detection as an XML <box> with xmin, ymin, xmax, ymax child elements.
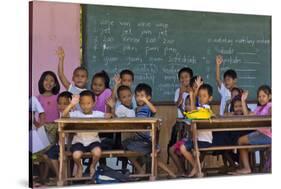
<box><xmin>56</xmin><ymin>47</ymin><xmax>65</xmax><ymax>60</ymax></box>
<box><xmin>216</xmin><ymin>55</ymin><xmax>223</xmax><ymax>66</ymax></box>
<box><xmin>195</xmin><ymin>76</ymin><xmax>203</xmax><ymax>89</ymax></box>
<box><xmin>241</xmin><ymin>91</ymin><xmax>249</xmax><ymax>101</ymax></box>
<box><xmin>71</xmin><ymin>95</ymin><xmax>80</xmax><ymax>106</ymax></box>
<box><xmin>113</xmin><ymin>74</ymin><xmax>121</xmax><ymax>86</ymax></box>
<box><xmin>106</xmin><ymin>97</ymin><xmax>116</xmax><ymax>109</ymax></box>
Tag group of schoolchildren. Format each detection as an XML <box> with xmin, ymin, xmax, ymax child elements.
<box><xmin>30</xmin><ymin>47</ymin><xmax>272</xmax><ymax>185</ymax></box>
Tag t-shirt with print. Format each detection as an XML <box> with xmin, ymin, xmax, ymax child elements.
<box><xmin>174</xmin><ymin>88</ymin><xmax>189</xmax><ymax>118</ymax></box>
<box><xmin>197</xmin><ymin>104</ymin><xmax>213</xmax><ymax>143</ymax></box>
<box><xmin>70</xmin><ymin>110</ymin><xmax>105</xmax><ymax>146</ymax></box>
<box><xmin>218</xmin><ymin>83</ymin><xmax>231</xmax><ymax>116</ymax></box>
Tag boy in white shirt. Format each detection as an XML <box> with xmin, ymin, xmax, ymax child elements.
<box><xmin>215</xmin><ymin>55</ymin><xmax>238</xmax><ymax>115</ymax></box>
<box><xmin>62</xmin><ymin>90</ymin><xmax>111</xmax><ymax>178</ymax></box>
<box><xmin>179</xmin><ymin>84</ymin><xmax>214</xmax><ymax>177</ymax></box>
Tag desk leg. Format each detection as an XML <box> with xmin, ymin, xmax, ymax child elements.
<box><xmin>150</xmin><ymin>123</ymin><xmax>157</xmax><ymax>181</ymax></box>
<box><xmin>192</xmin><ymin>123</ymin><xmax>203</xmax><ymax>177</ymax></box>
<box><xmin>57</xmin><ymin>123</ymin><xmax>66</xmax><ymax>186</ymax></box>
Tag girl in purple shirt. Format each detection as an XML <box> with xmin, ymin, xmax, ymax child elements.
<box><xmin>232</xmin><ymin>85</ymin><xmax>271</xmax><ymax>175</ymax></box>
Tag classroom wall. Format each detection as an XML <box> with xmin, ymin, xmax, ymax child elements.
<box><xmin>30</xmin><ymin>1</ymin><xmax>80</xmax><ymax>96</ymax></box>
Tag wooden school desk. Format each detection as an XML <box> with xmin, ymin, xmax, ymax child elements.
<box><xmin>55</xmin><ymin>117</ymin><xmax>161</xmax><ymax>186</ymax></box>
<box><xmin>180</xmin><ymin>115</ymin><xmax>272</xmax><ymax>177</ymax></box>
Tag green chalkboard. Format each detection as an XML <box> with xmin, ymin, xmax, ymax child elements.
<box><xmin>82</xmin><ymin>4</ymin><xmax>271</xmax><ymax>102</ymax></box>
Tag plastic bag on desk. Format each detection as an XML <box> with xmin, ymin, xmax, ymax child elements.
<box><xmin>183</xmin><ymin>107</ymin><xmax>214</xmax><ymax>120</ymax></box>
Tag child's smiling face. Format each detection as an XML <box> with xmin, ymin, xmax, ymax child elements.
<box><xmin>224</xmin><ymin>76</ymin><xmax>236</xmax><ymax>90</ymax></box>
<box><xmin>121</xmin><ymin>74</ymin><xmax>133</xmax><ymax>87</ymax></box>
<box><xmin>72</xmin><ymin>69</ymin><xmax>88</xmax><ymax>89</ymax></box>
<box><xmin>258</xmin><ymin>90</ymin><xmax>271</xmax><ymax>106</ymax></box>
<box><xmin>233</xmin><ymin>100</ymin><xmax>243</xmax><ymax>115</ymax></box>
<box><xmin>180</xmin><ymin>72</ymin><xmax>191</xmax><ymax>87</ymax></box>
<box><xmin>79</xmin><ymin>95</ymin><xmax>95</xmax><ymax>114</ymax></box>
<box><xmin>135</xmin><ymin>91</ymin><xmax>151</xmax><ymax>106</ymax></box>
<box><xmin>92</xmin><ymin>77</ymin><xmax>106</xmax><ymax>96</ymax></box>
<box><xmin>118</xmin><ymin>89</ymin><xmax>133</xmax><ymax>107</ymax></box>
<box><xmin>198</xmin><ymin>89</ymin><xmax>212</xmax><ymax>105</ymax></box>
<box><xmin>57</xmin><ymin>97</ymin><xmax>71</xmax><ymax>113</ymax></box>
<box><xmin>43</xmin><ymin>74</ymin><xmax>56</xmax><ymax>92</ymax></box>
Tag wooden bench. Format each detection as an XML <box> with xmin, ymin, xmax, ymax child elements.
<box><xmin>186</xmin><ymin>115</ymin><xmax>271</xmax><ymax>176</ymax></box>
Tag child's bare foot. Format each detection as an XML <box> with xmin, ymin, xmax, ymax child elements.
<box><xmin>75</xmin><ymin>165</ymin><xmax>83</xmax><ymax>178</ymax></box>
<box><xmin>228</xmin><ymin>168</ymin><xmax>251</xmax><ymax>175</ymax></box>
<box><xmin>187</xmin><ymin>167</ymin><xmax>198</xmax><ymax>178</ymax></box>
<box><xmin>235</xmin><ymin>168</ymin><xmax>251</xmax><ymax>174</ymax></box>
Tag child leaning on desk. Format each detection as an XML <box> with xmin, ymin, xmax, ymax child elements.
<box><xmin>231</xmin><ymin>85</ymin><xmax>272</xmax><ymax>175</ymax></box>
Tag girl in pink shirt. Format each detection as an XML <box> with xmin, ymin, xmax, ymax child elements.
<box><xmin>232</xmin><ymin>85</ymin><xmax>271</xmax><ymax>175</ymax></box>
<box><xmin>91</xmin><ymin>70</ymin><xmax>112</xmax><ymax>113</ymax></box>
<box><xmin>37</xmin><ymin>71</ymin><xmax>60</xmax><ymax>144</ymax></box>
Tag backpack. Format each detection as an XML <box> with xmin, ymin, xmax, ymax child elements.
<box><xmin>93</xmin><ymin>165</ymin><xmax>132</xmax><ymax>184</ymax></box>
<box><xmin>166</xmin><ymin>120</ymin><xmax>190</xmax><ymax>164</ymax></box>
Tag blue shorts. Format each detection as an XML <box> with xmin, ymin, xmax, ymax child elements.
<box><xmin>183</xmin><ymin>138</ymin><xmax>212</xmax><ymax>151</ymax></box>
<box><xmin>248</xmin><ymin>131</ymin><xmax>271</xmax><ymax>145</ymax></box>
<box><xmin>71</xmin><ymin>142</ymin><xmax>101</xmax><ymax>153</ymax></box>
<box><xmin>45</xmin><ymin>144</ymin><xmax>60</xmax><ymax>160</ymax></box>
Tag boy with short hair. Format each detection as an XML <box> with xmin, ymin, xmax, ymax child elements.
<box><xmin>62</xmin><ymin>90</ymin><xmax>111</xmax><ymax>178</ymax></box>
<box><xmin>179</xmin><ymin>84</ymin><xmax>214</xmax><ymax>177</ymax></box>
<box><xmin>111</xmin><ymin>69</ymin><xmax>137</xmax><ymax>109</ymax></box>
<box><xmin>216</xmin><ymin>55</ymin><xmax>238</xmax><ymax>115</ymax></box>
<box><xmin>57</xmin><ymin>47</ymin><xmax>88</xmax><ymax>95</ymax></box>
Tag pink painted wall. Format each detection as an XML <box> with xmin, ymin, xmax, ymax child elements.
<box><xmin>31</xmin><ymin>1</ymin><xmax>80</xmax><ymax>96</ymax></box>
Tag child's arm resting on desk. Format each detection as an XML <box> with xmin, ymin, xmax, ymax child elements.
<box><xmin>62</xmin><ymin>95</ymin><xmax>79</xmax><ymax>117</ymax></box>
<box><xmin>141</xmin><ymin>97</ymin><xmax>157</xmax><ymax>114</ymax></box>
<box><xmin>57</xmin><ymin>47</ymin><xmax>71</xmax><ymax>90</ymax></box>
<box><xmin>216</xmin><ymin>55</ymin><xmax>223</xmax><ymax>89</ymax></box>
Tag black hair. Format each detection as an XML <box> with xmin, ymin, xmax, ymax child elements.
<box><xmin>223</xmin><ymin>69</ymin><xmax>237</xmax><ymax>80</ymax></box>
<box><xmin>73</xmin><ymin>66</ymin><xmax>88</xmax><ymax>77</ymax></box>
<box><xmin>178</xmin><ymin>67</ymin><xmax>193</xmax><ymax>80</ymax></box>
<box><xmin>198</xmin><ymin>83</ymin><xmax>213</xmax><ymax>97</ymax></box>
<box><xmin>117</xmin><ymin>85</ymin><xmax>132</xmax><ymax>99</ymax></box>
<box><xmin>257</xmin><ymin>85</ymin><xmax>272</xmax><ymax>106</ymax></box>
<box><xmin>57</xmin><ymin>91</ymin><xmax>72</xmax><ymax>103</ymax></box>
<box><xmin>91</xmin><ymin>70</ymin><xmax>110</xmax><ymax>89</ymax></box>
<box><xmin>190</xmin><ymin>75</ymin><xmax>203</xmax><ymax>88</ymax></box>
<box><xmin>79</xmin><ymin>90</ymin><xmax>95</xmax><ymax>102</ymax></box>
<box><xmin>38</xmin><ymin>71</ymin><xmax>60</xmax><ymax>95</ymax></box>
<box><xmin>231</xmin><ymin>87</ymin><xmax>243</xmax><ymax>97</ymax></box>
<box><xmin>135</xmin><ymin>83</ymin><xmax>152</xmax><ymax>97</ymax></box>
<box><xmin>120</xmin><ymin>69</ymin><xmax>134</xmax><ymax>81</ymax></box>
<box><xmin>230</xmin><ymin>95</ymin><xmax>251</xmax><ymax>113</ymax></box>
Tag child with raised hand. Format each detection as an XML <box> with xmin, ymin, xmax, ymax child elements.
<box><xmin>233</xmin><ymin>85</ymin><xmax>272</xmax><ymax>175</ymax></box>
<box><xmin>62</xmin><ymin>90</ymin><xmax>112</xmax><ymax>178</ymax></box>
<box><xmin>216</xmin><ymin>55</ymin><xmax>238</xmax><ymax>115</ymax></box>
<box><xmin>121</xmin><ymin>83</ymin><xmax>157</xmax><ymax>174</ymax></box>
<box><xmin>179</xmin><ymin>84</ymin><xmax>214</xmax><ymax>177</ymax></box>
<box><xmin>175</xmin><ymin>67</ymin><xmax>193</xmax><ymax>118</ymax></box>
<box><xmin>224</xmin><ymin>87</ymin><xmax>243</xmax><ymax>114</ymax></box>
<box><xmin>37</xmin><ymin>71</ymin><xmax>60</xmax><ymax>145</ymax></box>
<box><xmin>111</xmin><ymin>69</ymin><xmax>137</xmax><ymax>109</ymax></box>
<box><xmin>57</xmin><ymin>47</ymin><xmax>88</xmax><ymax>95</ymax></box>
